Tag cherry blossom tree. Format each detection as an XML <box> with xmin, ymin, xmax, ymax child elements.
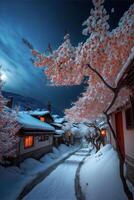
<box><xmin>23</xmin><ymin>0</ymin><xmax>134</xmax><ymax>198</ymax></box>
<box><xmin>0</xmin><ymin>67</ymin><xmax>20</xmax><ymax>164</ymax></box>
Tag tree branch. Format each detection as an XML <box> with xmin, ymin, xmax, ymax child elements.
<box><xmin>84</xmin><ymin>122</ymin><xmax>101</xmax><ymax>133</ymax></box>
<box><xmin>104</xmin><ymin>92</ymin><xmax>118</xmax><ymax>114</ymax></box>
<box><xmin>86</xmin><ymin>64</ymin><xmax>116</xmax><ymax>92</ymax></box>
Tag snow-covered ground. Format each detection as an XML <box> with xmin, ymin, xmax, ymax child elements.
<box><xmin>1</xmin><ymin>144</ymin><xmax>134</xmax><ymax>200</ymax></box>
<box><xmin>0</xmin><ymin>144</ymin><xmax>78</xmax><ymax>200</ymax></box>
<box><xmin>24</xmin><ymin>148</ymin><xmax>90</xmax><ymax>200</ymax></box>
<box><xmin>80</xmin><ymin>144</ymin><xmax>134</xmax><ymax>200</ymax></box>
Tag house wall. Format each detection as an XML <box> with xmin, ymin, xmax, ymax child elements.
<box><xmin>18</xmin><ymin>135</ymin><xmax>53</xmax><ymax>162</ymax></box>
<box><xmin>122</xmin><ymin>108</ymin><xmax>134</xmax><ymax>184</ymax></box>
<box><xmin>111</xmin><ymin>108</ymin><xmax>134</xmax><ymax>184</ymax></box>
<box><xmin>20</xmin><ymin>135</ymin><xmax>53</xmax><ymax>154</ymax></box>
<box><xmin>64</xmin><ymin>132</ymin><xmax>74</xmax><ymax>145</ymax></box>
<box><xmin>122</xmin><ymin>108</ymin><xmax>134</xmax><ymax>159</ymax></box>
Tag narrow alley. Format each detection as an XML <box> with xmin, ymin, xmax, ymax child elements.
<box><xmin>23</xmin><ymin>148</ymin><xmax>90</xmax><ymax>200</ymax></box>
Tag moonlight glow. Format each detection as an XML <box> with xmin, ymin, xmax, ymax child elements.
<box><xmin>1</xmin><ymin>73</ymin><xmax>7</xmax><ymax>82</ymax></box>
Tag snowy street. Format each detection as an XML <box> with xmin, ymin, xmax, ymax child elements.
<box><xmin>24</xmin><ymin>148</ymin><xmax>90</xmax><ymax>200</ymax></box>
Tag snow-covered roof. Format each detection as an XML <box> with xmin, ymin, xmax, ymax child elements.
<box><xmin>52</xmin><ymin>114</ymin><xmax>59</xmax><ymax>119</ymax></box>
<box><xmin>54</xmin><ymin>118</ymin><xmax>65</xmax><ymax>124</ymax></box>
<box><xmin>71</xmin><ymin>127</ymin><xmax>79</xmax><ymax>135</ymax></box>
<box><xmin>62</xmin><ymin>123</ymin><xmax>72</xmax><ymax>132</ymax></box>
<box><xmin>18</xmin><ymin>112</ymin><xmax>55</xmax><ymax>132</ymax></box>
<box><xmin>115</xmin><ymin>47</ymin><xmax>134</xmax><ymax>86</ymax></box>
<box><xmin>51</xmin><ymin>122</ymin><xmax>63</xmax><ymax>128</ymax></box>
<box><xmin>28</xmin><ymin>110</ymin><xmax>50</xmax><ymax>116</ymax></box>
<box><xmin>55</xmin><ymin>130</ymin><xmax>65</xmax><ymax>135</ymax></box>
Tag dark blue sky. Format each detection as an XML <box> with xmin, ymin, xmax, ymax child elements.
<box><xmin>0</xmin><ymin>0</ymin><xmax>132</xmax><ymax>114</ymax></box>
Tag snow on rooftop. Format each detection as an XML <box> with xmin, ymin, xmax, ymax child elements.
<box><xmin>70</xmin><ymin>127</ymin><xmax>82</xmax><ymax>138</ymax></box>
<box><xmin>62</xmin><ymin>123</ymin><xmax>72</xmax><ymax>132</ymax></box>
<box><xmin>71</xmin><ymin>127</ymin><xmax>79</xmax><ymax>134</ymax></box>
<box><xmin>55</xmin><ymin>130</ymin><xmax>65</xmax><ymax>135</ymax></box>
<box><xmin>52</xmin><ymin>114</ymin><xmax>59</xmax><ymax>119</ymax></box>
<box><xmin>51</xmin><ymin>122</ymin><xmax>63</xmax><ymax>128</ymax></box>
<box><xmin>115</xmin><ymin>47</ymin><xmax>134</xmax><ymax>86</ymax></box>
<box><xmin>18</xmin><ymin>112</ymin><xmax>55</xmax><ymax>131</ymax></box>
<box><xmin>54</xmin><ymin>117</ymin><xmax>65</xmax><ymax>124</ymax></box>
<box><xmin>28</xmin><ymin>110</ymin><xmax>50</xmax><ymax>116</ymax></box>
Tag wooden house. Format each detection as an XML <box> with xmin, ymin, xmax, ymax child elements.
<box><xmin>110</xmin><ymin>52</ymin><xmax>134</xmax><ymax>184</ymax></box>
<box><xmin>62</xmin><ymin>131</ymin><xmax>73</xmax><ymax>145</ymax></box>
<box><xmin>28</xmin><ymin>110</ymin><xmax>54</xmax><ymax>123</ymax></box>
<box><xmin>53</xmin><ymin>129</ymin><xmax>65</xmax><ymax>147</ymax></box>
<box><xmin>12</xmin><ymin>112</ymin><xmax>55</xmax><ymax>164</ymax></box>
<box><xmin>28</xmin><ymin>111</ymin><xmax>65</xmax><ymax>148</ymax></box>
<box><xmin>51</xmin><ymin>119</ymin><xmax>65</xmax><ymax>147</ymax></box>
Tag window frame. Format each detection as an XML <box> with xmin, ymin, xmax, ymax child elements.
<box><xmin>24</xmin><ymin>136</ymin><xmax>34</xmax><ymax>149</ymax></box>
<box><xmin>40</xmin><ymin>117</ymin><xmax>45</xmax><ymax>122</ymax></box>
<box><xmin>38</xmin><ymin>135</ymin><xmax>49</xmax><ymax>142</ymax></box>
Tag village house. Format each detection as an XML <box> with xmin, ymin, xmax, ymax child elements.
<box><xmin>28</xmin><ymin>111</ymin><xmax>66</xmax><ymax>147</ymax></box>
<box><xmin>28</xmin><ymin>110</ymin><xmax>54</xmax><ymax>123</ymax></box>
<box><xmin>110</xmin><ymin>51</ymin><xmax>134</xmax><ymax>184</ymax></box>
<box><xmin>12</xmin><ymin>111</ymin><xmax>56</xmax><ymax>164</ymax></box>
<box><xmin>51</xmin><ymin>115</ymin><xmax>65</xmax><ymax>147</ymax></box>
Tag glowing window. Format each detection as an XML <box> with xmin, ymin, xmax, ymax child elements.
<box><xmin>40</xmin><ymin>117</ymin><xmax>45</xmax><ymax>122</ymax></box>
<box><xmin>24</xmin><ymin>136</ymin><xmax>34</xmax><ymax>148</ymax></box>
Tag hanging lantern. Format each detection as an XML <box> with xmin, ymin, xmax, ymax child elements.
<box><xmin>101</xmin><ymin>129</ymin><xmax>107</xmax><ymax>137</ymax></box>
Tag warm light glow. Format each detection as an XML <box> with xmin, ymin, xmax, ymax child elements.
<box><xmin>68</xmin><ymin>132</ymin><xmax>71</xmax><ymax>137</ymax></box>
<box><xmin>40</xmin><ymin>117</ymin><xmax>45</xmax><ymax>122</ymax></box>
<box><xmin>24</xmin><ymin>136</ymin><xmax>34</xmax><ymax>148</ymax></box>
<box><xmin>101</xmin><ymin>129</ymin><xmax>107</xmax><ymax>137</ymax></box>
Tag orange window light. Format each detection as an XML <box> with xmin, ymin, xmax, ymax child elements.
<box><xmin>24</xmin><ymin>136</ymin><xmax>34</xmax><ymax>148</ymax></box>
<box><xmin>40</xmin><ymin>117</ymin><xmax>45</xmax><ymax>122</ymax></box>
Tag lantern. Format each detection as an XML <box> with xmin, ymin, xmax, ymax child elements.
<box><xmin>101</xmin><ymin>129</ymin><xmax>107</xmax><ymax>137</ymax></box>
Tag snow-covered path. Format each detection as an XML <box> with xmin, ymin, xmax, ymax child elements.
<box><xmin>24</xmin><ymin>148</ymin><xmax>90</xmax><ymax>200</ymax></box>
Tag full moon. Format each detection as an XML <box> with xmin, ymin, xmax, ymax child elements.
<box><xmin>1</xmin><ymin>73</ymin><xmax>7</xmax><ymax>81</ymax></box>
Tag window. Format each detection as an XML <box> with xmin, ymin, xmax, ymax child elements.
<box><xmin>40</xmin><ymin>117</ymin><xmax>45</xmax><ymax>122</ymax></box>
<box><xmin>125</xmin><ymin>107</ymin><xmax>134</xmax><ymax>129</ymax></box>
<box><xmin>39</xmin><ymin>135</ymin><xmax>49</xmax><ymax>142</ymax></box>
<box><xmin>24</xmin><ymin>136</ymin><xmax>34</xmax><ymax>148</ymax></box>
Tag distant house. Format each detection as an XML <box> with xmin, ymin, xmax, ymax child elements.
<box><xmin>110</xmin><ymin>52</ymin><xmax>134</xmax><ymax>184</ymax></box>
<box><xmin>28</xmin><ymin>110</ymin><xmax>54</xmax><ymax>123</ymax></box>
<box><xmin>53</xmin><ymin>129</ymin><xmax>65</xmax><ymax>147</ymax></box>
<box><xmin>70</xmin><ymin>127</ymin><xmax>81</xmax><ymax>144</ymax></box>
<box><xmin>51</xmin><ymin>117</ymin><xmax>65</xmax><ymax>147</ymax></box>
<box><xmin>62</xmin><ymin>124</ymin><xmax>76</xmax><ymax>145</ymax></box>
<box><xmin>12</xmin><ymin>112</ymin><xmax>56</xmax><ymax>164</ymax></box>
<box><xmin>28</xmin><ymin>110</ymin><xmax>67</xmax><ymax>147</ymax></box>
<box><xmin>52</xmin><ymin>114</ymin><xmax>65</xmax><ymax>124</ymax></box>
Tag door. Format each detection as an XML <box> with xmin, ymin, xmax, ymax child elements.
<box><xmin>115</xmin><ymin>111</ymin><xmax>125</xmax><ymax>160</ymax></box>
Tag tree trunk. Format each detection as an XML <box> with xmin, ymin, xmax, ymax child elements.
<box><xmin>87</xmin><ymin>63</ymin><xmax>133</xmax><ymax>199</ymax></box>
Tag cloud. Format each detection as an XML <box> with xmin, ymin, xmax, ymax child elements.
<box><xmin>0</xmin><ymin>18</ymin><xmax>47</xmax><ymax>100</ymax></box>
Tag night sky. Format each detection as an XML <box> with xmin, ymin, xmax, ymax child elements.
<box><xmin>0</xmin><ymin>0</ymin><xmax>133</xmax><ymax>114</ymax></box>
